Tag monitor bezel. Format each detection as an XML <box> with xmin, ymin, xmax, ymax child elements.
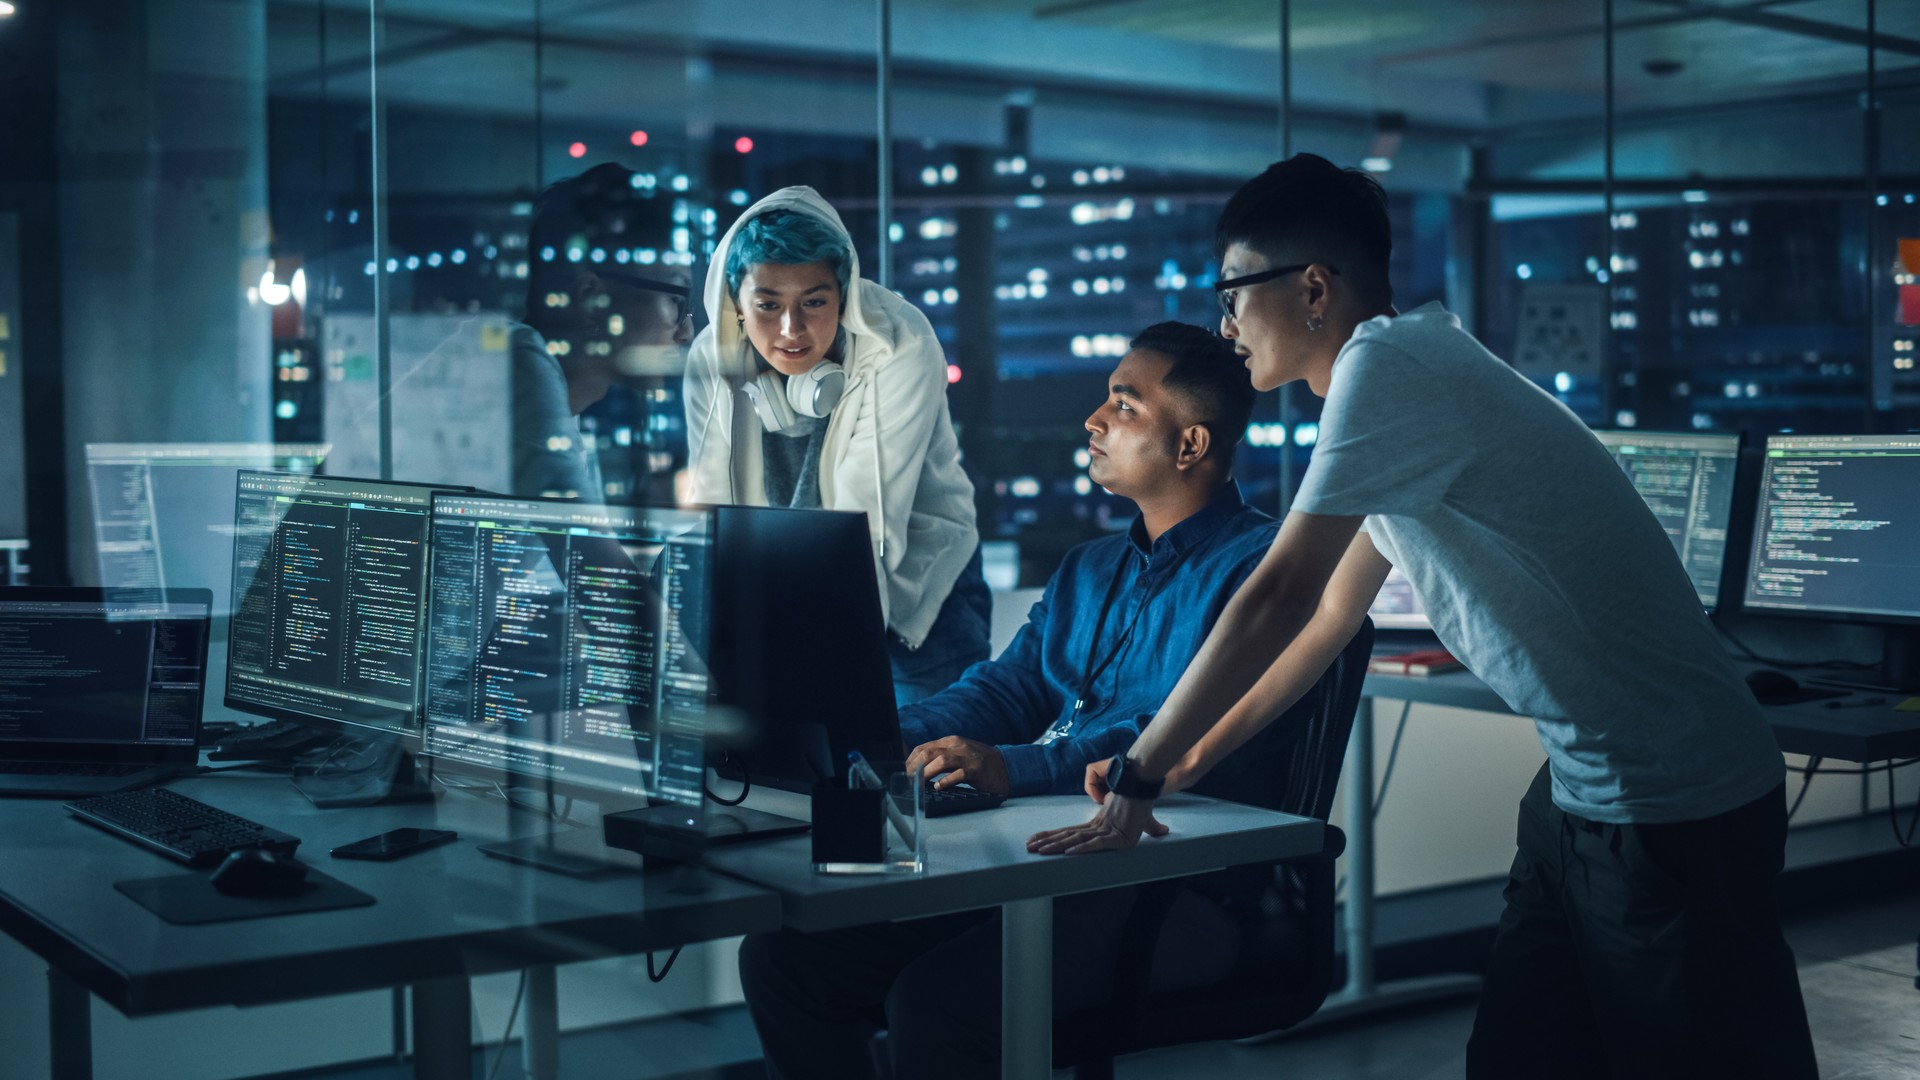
<box><xmin>222</xmin><ymin>472</ymin><xmax>477</xmax><ymax>741</ymax></box>
<box><xmin>1737</xmin><ymin>433</ymin><xmax>1920</xmax><ymax>629</ymax></box>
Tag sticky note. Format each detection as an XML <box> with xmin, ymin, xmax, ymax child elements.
<box><xmin>1895</xmin><ymin>696</ymin><xmax>1920</xmax><ymax>713</ymax></box>
<box><xmin>1902</xmin><ymin>285</ymin><xmax>1920</xmax><ymax>327</ymax></box>
<box><xmin>1900</xmin><ymin>238</ymin><xmax>1920</xmax><ymax>276</ymax></box>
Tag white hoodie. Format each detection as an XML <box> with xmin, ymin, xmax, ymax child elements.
<box><xmin>683</xmin><ymin>187</ymin><xmax>978</xmax><ymax>650</ymax></box>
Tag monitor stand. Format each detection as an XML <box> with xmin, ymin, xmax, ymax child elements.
<box><xmin>602</xmin><ymin>802</ymin><xmax>810</xmax><ymax>863</ymax></box>
<box><xmin>291</xmin><ymin>740</ymin><xmax>437</xmax><ymax>808</ymax></box>
<box><xmin>1808</xmin><ymin>628</ymin><xmax>1920</xmax><ymax>695</ymax></box>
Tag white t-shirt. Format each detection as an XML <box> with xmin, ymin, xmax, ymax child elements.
<box><xmin>1295</xmin><ymin>303</ymin><xmax>1783</xmax><ymax>824</ymax></box>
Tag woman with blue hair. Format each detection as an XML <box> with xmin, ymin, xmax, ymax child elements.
<box><xmin>684</xmin><ymin>186</ymin><xmax>989</xmax><ymax>703</ymax></box>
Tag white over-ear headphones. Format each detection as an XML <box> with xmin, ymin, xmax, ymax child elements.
<box><xmin>743</xmin><ymin>361</ymin><xmax>846</xmax><ymax>433</ymax></box>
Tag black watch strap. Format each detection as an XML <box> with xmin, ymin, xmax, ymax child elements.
<box><xmin>1106</xmin><ymin>753</ymin><xmax>1164</xmax><ymax>800</ymax></box>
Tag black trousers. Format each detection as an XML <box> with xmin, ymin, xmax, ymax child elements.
<box><xmin>737</xmin><ymin>885</ymin><xmax>1239</xmax><ymax>1080</ymax></box>
<box><xmin>1467</xmin><ymin>764</ymin><xmax>1818</xmax><ymax>1080</ymax></box>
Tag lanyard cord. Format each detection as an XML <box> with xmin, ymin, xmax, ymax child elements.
<box><xmin>1073</xmin><ymin>554</ymin><xmax>1133</xmax><ymax>713</ymax></box>
<box><xmin>1072</xmin><ymin>540</ymin><xmax>1187</xmax><ymax>715</ymax></box>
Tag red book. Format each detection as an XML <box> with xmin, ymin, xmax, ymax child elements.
<box><xmin>1367</xmin><ymin>648</ymin><xmax>1464</xmax><ymax>676</ymax></box>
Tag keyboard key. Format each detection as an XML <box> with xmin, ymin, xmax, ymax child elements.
<box><xmin>66</xmin><ymin>788</ymin><xmax>301</xmax><ymax>867</ymax></box>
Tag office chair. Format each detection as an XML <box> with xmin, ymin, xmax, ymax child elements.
<box><xmin>1050</xmin><ymin>617</ymin><xmax>1375</xmax><ymax>1079</ymax></box>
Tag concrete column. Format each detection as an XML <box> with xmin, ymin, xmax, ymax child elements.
<box><xmin>57</xmin><ymin>0</ymin><xmax>273</xmax><ymax>577</ymax></box>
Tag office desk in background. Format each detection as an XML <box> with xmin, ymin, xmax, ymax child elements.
<box><xmin>1335</xmin><ymin>660</ymin><xmax>1920</xmax><ymax>1024</ymax></box>
<box><xmin>704</xmin><ymin>792</ymin><xmax>1324</xmax><ymax>1080</ymax></box>
<box><xmin>0</xmin><ymin>773</ymin><xmax>781</xmax><ymax>1080</ymax></box>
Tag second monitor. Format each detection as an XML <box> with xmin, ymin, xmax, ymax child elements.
<box><xmin>1593</xmin><ymin>429</ymin><xmax>1741</xmax><ymax>610</ymax></box>
<box><xmin>420</xmin><ymin>494</ymin><xmax>712</xmax><ymax>809</ymax></box>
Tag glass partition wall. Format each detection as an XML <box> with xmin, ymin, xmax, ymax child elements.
<box><xmin>6</xmin><ymin>0</ymin><xmax>1916</xmax><ymax>584</ymax></box>
<box><xmin>1</xmin><ymin>3</ymin><xmax>1914</xmax><ymax>1074</ymax></box>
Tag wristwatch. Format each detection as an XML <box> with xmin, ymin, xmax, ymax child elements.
<box><xmin>1105</xmin><ymin>752</ymin><xmax>1165</xmax><ymax>801</ymax></box>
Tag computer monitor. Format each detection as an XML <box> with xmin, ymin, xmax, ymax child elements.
<box><xmin>0</xmin><ymin>588</ymin><xmax>210</xmax><ymax>763</ymax></box>
<box><xmin>1743</xmin><ymin>433</ymin><xmax>1920</xmax><ymax>688</ymax></box>
<box><xmin>705</xmin><ymin>506</ymin><xmax>903</xmax><ymax>794</ymax></box>
<box><xmin>420</xmin><ymin>494</ymin><xmax>712</xmax><ymax>809</ymax></box>
<box><xmin>1592</xmin><ymin>430</ymin><xmax>1742</xmax><ymax>611</ymax></box>
<box><xmin>225</xmin><ymin>472</ymin><xmax>469</xmax><ymax>739</ymax></box>
<box><xmin>85</xmin><ymin>442</ymin><xmax>331</xmax><ymax>620</ymax></box>
<box><xmin>1368</xmin><ymin>567</ymin><xmax>1430</xmax><ymax>632</ymax></box>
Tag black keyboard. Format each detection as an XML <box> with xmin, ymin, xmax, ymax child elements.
<box><xmin>923</xmin><ymin>783</ymin><xmax>1007</xmax><ymax>818</ymax></box>
<box><xmin>66</xmin><ymin>788</ymin><xmax>301</xmax><ymax>867</ymax></box>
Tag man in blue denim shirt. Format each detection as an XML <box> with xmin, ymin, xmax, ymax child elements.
<box><xmin>739</xmin><ymin>322</ymin><xmax>1323</xmax><ymax>1080</ymax></box>
<box><xmin>897</xmin><ymin>365</ymin><xmax>1282</xmax><ymax>801</ymax></box>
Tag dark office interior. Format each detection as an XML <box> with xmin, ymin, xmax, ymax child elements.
<box><xmin>0</xmin><ymin>1</ymin><xmax>1916</xmax><ymax>1078</ymax></box>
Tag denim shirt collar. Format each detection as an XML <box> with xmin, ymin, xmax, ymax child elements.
<box><xmin>1125</xmin><ymin>479</ymin><xmax>1250</xmax><ymax>566</ymax></box>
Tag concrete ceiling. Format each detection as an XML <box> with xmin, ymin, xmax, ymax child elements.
<box><xmin>260</xmin><ymin>0</ymin><xmax>1919</xmax><ymax>186</ymax></box>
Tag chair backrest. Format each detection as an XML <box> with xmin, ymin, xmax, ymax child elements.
<box><xmin>1273</xmin><ymin>616</ymin><xmax>1375</xmax><ymax>822</ymax></box>
<box><xmin>1052</xmin><ymin>616</ymin><xmax>1380</xmax><ymax>1074</ymax></box>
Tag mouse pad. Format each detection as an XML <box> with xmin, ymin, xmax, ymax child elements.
<box><xmin>114</xmin><ymin>868</ymin><xmax>376</xmax><ymax>925</ymax></box>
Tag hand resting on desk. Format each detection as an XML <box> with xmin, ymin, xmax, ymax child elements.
<box><xmin>1026</xmin><ymin>755</ymin><xmax>1172</xmax><ymax>855</ymax></box>
<box><xmin>905</xmin><ymin>735</ymin><xmax>1010</xmax><ymax>795</ymax></box>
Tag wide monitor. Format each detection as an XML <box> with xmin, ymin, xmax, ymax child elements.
<box><xmin>420</xmin><ymin>495</ymin><xmax>711</xmax><ymax>808</ymax></box>
<box><xmin>1592</xmin><ymin>430</ymin><xmax>1742</xmax><ymax>610</ymax></box>
<box><xmin>1743</xmin><ymin>434</ymin><xmax>1920</xmax><ymax>688</ymax></box>
<box><xmin>225</xmin><ymin>472</ymin><xmax>469</xmax><ymax>739</ymax></box>
<box><xmin>706</xmin><ymin>506</ymin><xmax>903</xmax><ymax>794</ymax></box>
<box><xmin>85</xmin><ymin>442</ymin><xmax>330</xmax><ymax>619</ymax></box>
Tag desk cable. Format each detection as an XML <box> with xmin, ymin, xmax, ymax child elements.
<box><xmin>1713</xmin><ymin>623</ymin><xmax>1875</xmax><ymax>671</ymax></box>
<box><xmin>706</xmin><ymin>752</ymin><xmax>750</xmax><ymax>806</ymax></box>
<box><xmin>1782</xmin><ymin>756</ymin><xmax>1920</xmax><ymax>847</ymax></box>
<box><xmin>480</xmin><ymin>972</ymin><xmax>528</xmax><ymax>1080</ymax></box>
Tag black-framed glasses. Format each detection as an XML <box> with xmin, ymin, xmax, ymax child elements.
<box><xmin>599</xmin><ymin>269</ymin><xmax>695</xmax><ymax>323</ymax></box>
<box><xmin>1214</xmin><ymin>263</ymin><xmax>1338</xmax><ymax>320</ymax></box>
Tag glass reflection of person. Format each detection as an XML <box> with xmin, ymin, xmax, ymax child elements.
<box><xmin>683</xmin><ymin>187</ymin><xmax>988</xmax><ymax>704</ymax></box>
<box><xmin>515</xmin><ymin>163</ymin><xmax>694</xmax><ymax>500</ymax></box>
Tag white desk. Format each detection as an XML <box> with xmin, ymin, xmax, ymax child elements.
<box><xmin>0</xmin><ymin>772</ymin><xmax>781</xmax><ymax>1080</ymax></box>
<box><xmin>703</xmin><ymin>791</ymin><xmax>1325</xmax><ymax>1080</ymax></box>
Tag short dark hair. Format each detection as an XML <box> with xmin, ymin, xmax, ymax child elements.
<box><xmin>1128</xmin><ymin>321</ymin><xmax>1256</xmax><ymax>469</ymax></box>
<box><xmin>1214</xmin><ymin>153</ymin><xmax>1393</xmax><ymax>308</ymax></box>
<box><xmin>526</xmin><ymin>162</ymin><xmax>678</xmax><ymax>300</ymax></box>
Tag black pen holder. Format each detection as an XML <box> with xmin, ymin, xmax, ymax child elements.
<box><xmin>810</xmin><ymin>784</ymin><xmax>886</xmax><ymax>868</ymax></box>
<box><xmin>809</xmin><ymin>765</ymin><xmax>925</xmax><ymax>874</ymax></box>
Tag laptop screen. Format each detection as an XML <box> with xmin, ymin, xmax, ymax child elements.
<box><xmin>0</xmin><ymin>589</ymin><xmax>211</xmax><ymax>754</ymax></box>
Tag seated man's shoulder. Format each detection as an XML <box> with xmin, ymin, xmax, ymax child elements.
<box><xmin>1208</xmin><ymin>505</ymin><xmax>1281</xmax><ymax>555</ymax></box>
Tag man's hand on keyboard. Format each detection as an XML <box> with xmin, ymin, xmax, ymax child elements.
<box><xmin>905</xmin><ymin>736</ymin><xmax>1009</xmax><ymax>795</ymax></box>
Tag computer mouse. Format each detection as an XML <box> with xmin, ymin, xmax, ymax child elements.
<box><xmin>1745</xmin><ymin>669</ymin><xmax>1801</xmax><ymax>704</ymax></box>
<box><xmin>209</xmin><ymin>848</ymin><xmax>311</xmax><ymax>897</ymax></box>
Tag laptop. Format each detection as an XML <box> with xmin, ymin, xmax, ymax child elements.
<box><xmin>0</xmin><ymin>588</ymin><xmax>211</xmax><ymax>797</ymax></box>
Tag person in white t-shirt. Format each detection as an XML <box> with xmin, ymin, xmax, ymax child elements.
<box><xmin>1029</xmin><ymin>154</ymin><xmax>1816</xmax><ymax>1079</ymax></box>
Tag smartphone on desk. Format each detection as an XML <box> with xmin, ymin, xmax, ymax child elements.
<box><xmin>330</xmin><ymin>827</ymin><xmax>457</xmax><ymax>861</ymax></box>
